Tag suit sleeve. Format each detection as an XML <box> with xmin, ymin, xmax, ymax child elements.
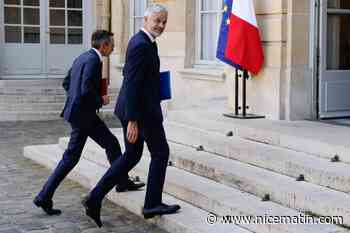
<box><xmin>80</xmin><ymin>59</ymin><xmax>103</xmax><ymax>109</ymax></box>
<box><xmin>124</xmin><ymin>44</ymin><xmax>149</xmax><ymax>121</ymax></box>
<box><xmin>62</xmin><ymin>68</ymin><xmax>71</xmax><ymax>92</ymax></box>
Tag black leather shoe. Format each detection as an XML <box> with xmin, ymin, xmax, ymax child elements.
<box><xmin>81</xmin><ymin>196</ymin><xmax>102</xmax><ymax>228</ymax></box>
<box><xmin>142</xmin><ymin>203</ymin><xmax>181</xmax><ymax>219</ymax></box>
<box><xmin>116</xmin><ymin>178</ymin><xmax>145</xmax><ymax>192</ymax></box>
<box><xmin>33</xmin><ymin>196</ymin><xmax>62</xmax><ymax>216</ymax></box>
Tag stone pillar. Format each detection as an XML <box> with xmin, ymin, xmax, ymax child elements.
<box><xmin>283</xmin><ymin>1</ymin><xmax>313</xmax><ymax>120</ymax></box>
<box><xmin>100</xmin><ymin>0</ymin><xmax>111</xmax><ymax>84</ymax></box>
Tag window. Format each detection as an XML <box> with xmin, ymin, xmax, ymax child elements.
<box><xmin>49</xmin><ymin>0</ymin><xmax>83</xmax><ymax>44</ymax></box>
<box><xmin>4</xmin><ymin>0</ymin><xmax>40</xmax><ymax>43</ymax></box>
<box><xmin>129</xmin><ymin>0</ymin><xmax>148</xmax><ymax>37</ymax></box>
<box><xmin>195</xmin><ymin>0</ymin><xmax>224</xmax><ymax>66</ymax></box>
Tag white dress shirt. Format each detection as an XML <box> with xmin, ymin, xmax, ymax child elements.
<box><xmin>92</xmin><ymin>48</ymin><xmax>103</xmax><ymax>62</ymax></box>
<box><xmin>141</xmin><ymin>28</ymin><xmax>156</xmax><ymax>43</ymax></box>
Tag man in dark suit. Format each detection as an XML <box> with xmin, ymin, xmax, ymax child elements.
<box><xmin>33</xmin><ymin>30</ymin><xmax>144</xmax><ymax>216</ymax></box>
<box><xmin>81</xmin><ymin>5</ymin><xmax>180</xmax><ymax>228</ymax></box>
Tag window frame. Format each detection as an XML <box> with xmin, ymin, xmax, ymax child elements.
<box><xmin>195</xmin><ymin>0</ymin><xmax>224</xmax><ymax>68</ymax></box>
<box><xmin>4</xmin><ymin>0</ymin><xmax>41</xmax><ymax>44</ymax></box>
<box><xmin>48</xmin><ymin>0</ymin><xmax>83</xmax><ymax>45</ymax></box>
<box><xmin>129</xmin><ymin>0</ymin><xmax>148</xmax><ymax>37</ymax></box>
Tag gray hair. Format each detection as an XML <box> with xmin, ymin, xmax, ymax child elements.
<box><xmin>144</xmin><ymin>4</ymin><xmax>168</xmax><ymax>17</ymax></box>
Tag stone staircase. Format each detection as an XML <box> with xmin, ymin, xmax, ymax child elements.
<box><xmin>0</xmin><ymin>79</ymin><xmax>117</xmax><ymax>121</ymax></box>
<box><xmin>23</xmin><ymin>110</ymin><xmax>350</xmax><ymax>233</ymax></box>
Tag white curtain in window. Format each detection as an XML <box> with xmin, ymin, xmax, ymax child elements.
<box><xmin>198</xmin><ymin>0</ymin><xmax>223</xmax><ymax>62</ymax></box>
<box><xmin>131</xmin><ymin>0</ymin><xmax>147</xmax><ymax>35</ymax></box>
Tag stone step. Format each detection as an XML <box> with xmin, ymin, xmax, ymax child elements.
<box><xmin>167</xmin><ymin>110</ymin><xmax>350</xmax><ymax>164</ymax></box>
<box><xmin>0</xmin><ymin>87</ymin><xmax>118</xmax><ymax>95</ymax></box>
<box><xmin>23</xmin><ymin>144</ymin><xmax>252</xmax><ymax>233</ymax></box>
<box><xmin>0</xmin><ymin>108</ymin><xmax>114</xmax><ymax>121</ymax></box>
<box><xmin>0</xmin><ymin>94</ymin><xmax>67</xmax><ymax>104</ymax></box>
<box><xmin>0</xmin><ymin>94</ymin><xmax>117</xmax><ymax>104</ymax></box>
<box><xmin>0</xmin><ymin>79</ymin><xmax>63</xmax><ymax>88</ymax></box>
<box><xmin>165</xmin><ymin>121</ymin><xmax>350</xmax><ymax>193</ymax></box>
<box><xmin>0</xmin><ymin>102</ymin><xmax>65</xmax><ymax>111</ymax></box>
<box><xmin>24</xmin><ymin>144</ymin><xmax>349</xmax><ymax>233</ymax></box>
<box><xmin>0</xmin><ymin>111</ymin><xmax>64</xmax><ymax>121</ymax></box>
<box><xmin>59</xmin><ymin>133</ymin><xmax>350</xmax><ymax>227</ymax></box>
<box><xmin>0</xmin><ymin>101</ymin><xmax>116</xmax><ymax>112</ymax></box>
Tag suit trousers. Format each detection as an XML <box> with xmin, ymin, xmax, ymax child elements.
<box><xmin>38</xmin><ymin>114</ymin><xmax>123</xmax><ymax>201</ymax></box>
<box><xmin>89</xmin><ymin>120</ymin><xmax>170</xmax><ymax>208</ymax></box>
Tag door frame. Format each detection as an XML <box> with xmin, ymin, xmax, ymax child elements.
<box><xmin>310</xmin><ymin>0</ymin><xmax>320</xmax><ymax>120</ymax></box>
<box><xmin>0</xmin><ymin>0</ymin><xmax>5</xmax><ymax>78</ymax></box>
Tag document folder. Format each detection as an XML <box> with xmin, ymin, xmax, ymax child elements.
<box><xmin>160</xmin><ymin>70</ymin><xmax>171</xmax><ymax>101</ymax></box>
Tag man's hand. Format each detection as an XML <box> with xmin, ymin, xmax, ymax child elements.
<box><xmin>127</xmin><ymin>121</ymin><xmax>138</xmax><ymax>144</ymax></box>
<box><xmin>102</xmin><ymin>95</ymin><xmax>110</xmax><ymax>105</ymax></box>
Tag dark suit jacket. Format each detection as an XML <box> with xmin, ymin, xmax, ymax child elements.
<box><xmin>115</xmin><ymin>30</ymin><xmax>162</xmax><ymax>125</ymax></box>
<box><xmin>61</xmin><ymin>49</ymin><xmax>103</xmax><ymax>127</ymax></box>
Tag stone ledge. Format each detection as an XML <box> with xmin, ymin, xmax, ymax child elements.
<box><xmin>178</xmin><ymin>68</ymin><xmax>226</xmax><ymax>83</ymax></box>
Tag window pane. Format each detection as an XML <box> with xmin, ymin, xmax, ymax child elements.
<box><xmin>327</xmin><ymin>14</ymin><xmax>350</xmax><ymax>70</ymax></box>
<box><xmin>50</xmin><ymin>0</ymin><xmax>65</xmax><ymax>8</ymax></box>
<box><xmin>50</xmin><ymin>28</ymin><xmax>65</xmax><ymax>44</ymax></box>
<box><xmin>5</xmin><ymin>26</ymin><xmax>21</xmax><ymax>43</ymax></box>
<box><xmin>24</xmin><ymin>27</ymin><xmax>40</xmax><ymax>43</ymax></box>
<box><xmin>50</xmin><ymin>10</ymin><xmax>65</xmax><ymax>26</ymax></box>
<box><xmin>328</xmin><ymin>0</ymin><xmax>350</xmax><ymax>9</ymax></box>
<box><xmin>23</xmin><ymin>0</ymin><xmax>39</xmax><ymax>6</ymax></box>
<box><xmin>202</xmin><ymin>0</ymin><xmax>217</xmax><ymax>11</ymax></box>
<box><xmin>4</xmin><ymin>7</ymin><xmax>21</xmax><ymax>24</ymax></box>
<box><xmin>134</xmin><ymin>0</ymin><xmax>146</xmax><ymax>16</ymax></box>
<box><xmin>4</xmin><ymin>0</ymin><xmax>20</xmax><ymax>5</ymax></box>
<box><xmin>68</xmin><ymin>0</ymin><xmax>82</xmax><ymax>9</ymax></box>
<box><xmin>134</xmin><ymin>18</ymin><xmax>143</xmax><ymax>34</ymax></box>
<box><xmin>68</xmin><ymin>28</ymin><xmax>82</xmax><ymax>44</ymax></box>
<box><xmin>201</xmin><ymin>13</ymin><xmax>217</xmax><ymax>60</ymax></box>
<box><xmin>24</xmin><ymin>8</ymin><xmax>40</xmax><ymax>25</ymax></box>
<box><xmin>68</xmin><ymin>10</ymin><xmax>82</xmax><ymax>26</ymax></box>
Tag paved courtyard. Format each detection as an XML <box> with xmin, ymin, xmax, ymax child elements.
<box><xmin>0</xmin><ymin>118</ymin><xmax>166</xmax><ymax>233</ymax></box>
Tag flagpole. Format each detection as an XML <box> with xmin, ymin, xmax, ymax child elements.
<box><xmin>223</xmin><ymin>69</ymin><xmax>265</xmax><ymax>119</ymax></box>
<box><xmin>235</xmin><ymin>68</ymin><xmax>239</xmax><ymax>115</ymax></box>
<box><xmin>243</xmin><ymin>69</ymin><xmax>247</xmax><ymax>116</ymax></box>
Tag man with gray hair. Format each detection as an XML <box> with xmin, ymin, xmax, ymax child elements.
<box><xmin>33</xmin><ymin>30</ymin><xmax>144</xmax><ymax>216</ymax></box>
<box><xmin>82</xmin><ymin>4</ymin><xmax>181</xmax><ymax>227</ymax></box>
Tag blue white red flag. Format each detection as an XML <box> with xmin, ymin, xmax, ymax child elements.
<box><xmin>216</xmin><ymin>0</ymin><xmax>264</xmax><ymax>75</ymax></box>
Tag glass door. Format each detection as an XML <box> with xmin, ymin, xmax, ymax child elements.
<box><xmin>2</xmin><ymin>0</ymin><xmax>43</xmax><ymax>77</ymax></box>
<box><xmin>46</xmin><ymin>0</ymin><xmax>85</xmax><ymax>76</ymax></box>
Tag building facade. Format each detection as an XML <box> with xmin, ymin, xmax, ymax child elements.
<box><xmin>1</xmin><ymin>0</ymin><xmax>350</xmax><ymax>121</ymax></box>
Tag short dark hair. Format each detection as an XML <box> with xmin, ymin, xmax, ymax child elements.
<box><xmin>91</xmin><ymin>30</ymin><xmax>114</xmax><ymax>49</ymax></box>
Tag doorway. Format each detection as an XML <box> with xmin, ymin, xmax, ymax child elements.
<box><xmin>0</xmin><ymin>0</ymin><xmax>92</xmax><ymax>79</ymax></box>
<box><xmin>318</xmin><ymin>0</ymin><xmax>350</xmax><ymax>118</ymax></box>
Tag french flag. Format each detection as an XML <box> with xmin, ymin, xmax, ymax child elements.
<box><xmin>217</xmin><ymin>0</ymin><xmax>264</xmax><ymax>75</ymax></box>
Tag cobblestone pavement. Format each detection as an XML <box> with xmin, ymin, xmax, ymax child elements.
<box><xmin>0</xmin><ymin>118</ymin><xmax>167</xmax><ymax>233</ymax></box>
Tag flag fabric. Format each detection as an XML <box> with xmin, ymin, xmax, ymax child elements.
<box><xmin>216</xmin><ymin>0</ymin><xmax>264</xmax><ymax>75</ymax></box>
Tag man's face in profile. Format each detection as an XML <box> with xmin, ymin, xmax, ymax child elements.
<box><xmin>144</xmin><ymin>11</ymin><xmax>168</xmax><ymax>38</ymax></box>
<box><xmin>101</xmin><ymin>37</ymin><xmax>114</xmax><ymax>56</ymax></box>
